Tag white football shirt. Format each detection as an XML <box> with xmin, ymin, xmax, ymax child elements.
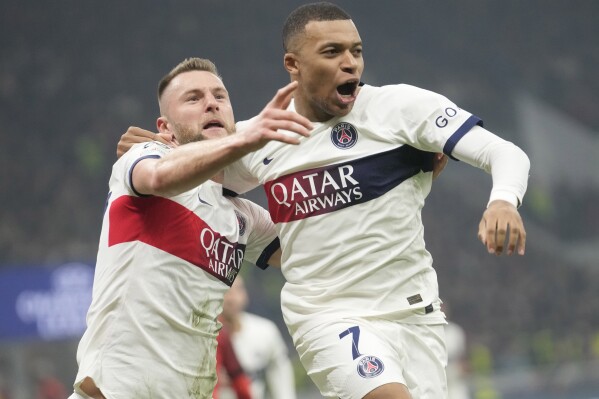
<box><xmin>225</xmin><ymin>84</ymin><xmax>524</xmax><ymax>341</ymax></box>
<box><xmin>72</xmin><ymin>142</ymin><xmax>277</xmax><ymax>399</ymax></box>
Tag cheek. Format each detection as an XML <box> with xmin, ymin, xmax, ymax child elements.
<box><xmin>307</xmin><ymin>64</ymin><xmax>335</xmax><ymax>88</ymax></box>
<box><xmin>176</xmin><ymin>110</ymin><xmax>200</xmax><ymax>125</ymax></box>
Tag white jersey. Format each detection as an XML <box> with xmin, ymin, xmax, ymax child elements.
<box><xmin>220</xmin><ymin>312</ymin><xmax>296</xmax><ymax>399</ymax></box>
<box><xmin>73</xmin><ymin>142</ymin><xmax>277</xmax><ymax>399</ymax></box>
<box><xmin>225</xmin><ymin>84</ymin><xmax>519</xmax><ymax>341</ymax></box>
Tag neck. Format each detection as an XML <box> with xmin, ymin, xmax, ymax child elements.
<box><xmin>293</xmin><ymin>95</ymin><xmax>332</xmax><ymax>123</ymax></box>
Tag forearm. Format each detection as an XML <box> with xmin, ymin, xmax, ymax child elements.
<box><xmin>451</xmin><ymin>126</ymin><xmax>530</xmax><ymax>207</ymax></box>
<box><xmin>140</xmin><ymin>134</ymin><xmax>249</xmax><ymax>197</ymax></box>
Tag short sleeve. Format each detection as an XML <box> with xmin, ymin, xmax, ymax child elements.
<box><xmin>374</xmin><ymin>84</ymin><xmax>482</xmax><ymax>156</ymax></box>
<box><xmin>119</xmin><ymin>141</ymin><xmax>171</xmax><ymax>195</ymax></box>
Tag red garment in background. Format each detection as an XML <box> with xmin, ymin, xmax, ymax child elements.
<box><xmin>36</xmin><ymin>377</ymin><xmax>67</xmax><ymax>399</ymax></box>
<box><xmin>214</xmin><ymin>326</ymin><xmax>252</xmax><ymax>399</ymax></box>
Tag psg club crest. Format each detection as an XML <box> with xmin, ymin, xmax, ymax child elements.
<box><xmin>330</xmin><ymin>122</ymin><xmax>358</xmax><ymax>149</ymax></box>
<box><xmin>235</xmin><ymin>211</ymin><xmax>246</xmax><ymax>236</ymax></box>
<box><xmin>357</xmin><ymin>355</ymin><xmax>385</xmax><ymax>378</ymax></box>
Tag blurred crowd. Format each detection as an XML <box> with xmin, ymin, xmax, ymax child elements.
<box><xmin>1</xmin><ymin>0</ymin><xmax>598</xmax><ymax>395</ymax></box>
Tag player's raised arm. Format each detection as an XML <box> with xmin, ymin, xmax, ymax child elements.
<box><xmin>131</xmin><ymin>82</ymin><xmax>312</xmax><ymax>198</ymax></box>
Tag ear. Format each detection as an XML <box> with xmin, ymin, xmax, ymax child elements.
<box><xmin>284</xmin><ymin>52</ymin><xmax>299</xmax><ymax>74</ymax></box>
<box><xmin>156</xmin><ymin>116</ymin><xmax>169</xmax><ymax>133</ymax></box>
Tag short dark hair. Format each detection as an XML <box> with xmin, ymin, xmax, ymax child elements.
<box><xmin>282</xmin><ymin>2</ymin><xmax>351</xmax><ymax>52</ymax></box>
<box><xmin>158</xmin><ymin>57</ymin><xmax>220</xmax><ymax>100</ymax></box>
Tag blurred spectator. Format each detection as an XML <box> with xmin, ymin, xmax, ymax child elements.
<box><xmin>444</xmin><ymin>304</ymin><xmax>472</xmax><ymax>399</ymax></box>
<box><xmin>220</xmin><ymin>277</ymin><xmax>296</xmax><ymax>399</ymax></box>
<box><xmin>215</xmin><ymin>325</ymin><xmax>252</xmax><ymax>399</ymax></box>
<box><xmin>33</xmin><ymin>359</ymin><xmax>67</xmax><ymax>399</ymax></box>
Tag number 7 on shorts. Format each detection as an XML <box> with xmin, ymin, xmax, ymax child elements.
<box><xmin>339</xmin><ymin>326</ymin><xmax>363</xmax><ymax>360</ymax></box>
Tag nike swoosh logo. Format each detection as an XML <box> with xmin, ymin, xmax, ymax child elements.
<box><xmin>263</xmin><ymin>157</ymin><xmax>274</xmax><ymax>165</ymax></box>
<box><xmin>198</xmin><ymin>193</ymin><xmax>213</xmax><ymax>206</ymax></box>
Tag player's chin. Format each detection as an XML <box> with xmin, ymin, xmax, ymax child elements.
<box><xmin>201</xmin><ymin>127</ymin><xmax>229</xmax><ymax>139</ymax></box>
<box><xmin>330</xmin><ymin>102</ymin><xmax>354</xmax><ymax>117</ymax></box>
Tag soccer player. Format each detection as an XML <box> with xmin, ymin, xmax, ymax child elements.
<box><xmin>117</xmin><ymin>2</ymin><xmax>530</xmax><ymax>398</ymax></box>
<box><xmin>225</xmin><ymin>3</ymin><xmax>529</xmax><ymax>398</ymax></box>
<box><xmin>68</xmin><ymin>58</ymin><xmax>312</xmax><ymax>399</ymax></box>
<box><xmin>219</xmin><ymin>276</ymin><xmax>297</xmax><ymax>399</ymax></box>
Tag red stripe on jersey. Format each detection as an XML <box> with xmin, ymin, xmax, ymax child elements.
<box><xmin>108</xmin><ymin>195</ymin><xmax>244</xmax><ymax>285</ymax></box>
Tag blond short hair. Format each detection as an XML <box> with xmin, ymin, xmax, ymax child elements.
<box><xmin>157</xmin><ymin>57</ymin><xmax>220</xmax><ymax>100</ymax></box>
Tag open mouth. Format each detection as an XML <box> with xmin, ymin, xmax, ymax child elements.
<box><xmin>337</xmin><ymin>80</ymin><xmax>359</xmax><ymax>97</ymax></box>
<box><xmin>203</xmin><ymin>120</ymin><xmax>224</xmax><ymax>129</ymax></box>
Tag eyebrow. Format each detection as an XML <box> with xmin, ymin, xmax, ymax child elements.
<box><xmin>181</xmin><ymin>86</ymin><xmax>229</xmax><ymax>96</ymax></box>
<box><xmin>319</xmin><ymin>40</ymin><xmax>362</xmax><ymax>49</ymax></box>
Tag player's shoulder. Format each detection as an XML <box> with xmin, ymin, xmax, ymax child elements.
<box><xmin>126</xmin><ymin>140</ymin><xmax>172</xmax><ymax>160</ymax></box>
<box><xmin>359</xmin><ymin>83</ymin><xmax>454</xmax><ymax>123</ymax></box>
<box><xmin>113</xmin><ymin>141</ymin><xmax>171</xmax><ymax>180</ymax></box>
<box><xmin>363</xmin><ymin>83</ymin><xmax>443</xmax><ymax>100</ymax></box>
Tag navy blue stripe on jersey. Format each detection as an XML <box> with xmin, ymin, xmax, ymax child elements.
<box><xmin>264</xmin><ymin>145</ymin><xmax>434</xmax><ymax>223</ymax></box>
<box><xmin>442</xmin><ymin>115</ymin><xmax>483</xmax><ymax>161</ymax></box>
<box><xmin>128</xmin><ymin>155</ymin><xmax>161</xmax><ymax>197</ymax></box>
<box><xmin>256</xmin><ymin>237</ymin><xmax>280</xmax><ymax>269</ymax></box>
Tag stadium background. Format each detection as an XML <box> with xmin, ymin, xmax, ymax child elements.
<box><xmin>1</xmin><ymin>0</ymin><xmax>598</xmax><ymax>398</ymax></box>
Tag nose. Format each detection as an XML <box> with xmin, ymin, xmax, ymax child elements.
<box><xmin>205</xmin><ymin>93</ymin><xmax>219</xmax><ymax>111</ymax></box>
<box><xmin>340</xmin><ymin>50</ymin><xmax>358</xmax><ymax>73</ymax></box>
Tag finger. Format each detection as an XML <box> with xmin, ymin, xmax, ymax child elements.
<box><xmin>154</xmin><ymin>132</ymin><xmax>173</xmax><ymax>145</ymax></box>
<box><xmin>494</xmin><ymin>219</ymin><xmax>508</xmax><ymax>255</ymax></box>
<box><xmin>477</xmin><ymin>218</ymin><xmax>487</xmax><ymax>247</ymax></box>
<box><xmin>506</xmin><ymin>223</ymin><xmax>521</xmax><ymax>256</ymax></box>
<box><xmin>267</xmin><ymin>81</ymin><xmax>299</xmax><ymax>110</ymax></box>
<box><xmin>270</xmin><ymin>131</ymin><xmax>302</xmax><ymax>145</ymax></box>
<box><xmin>517</xmin><ymin>225</ymin><xmax>526</xmax><ymax>255</ymax></box>
<box><xmin>265</xmin><ymin>109</ymin><xmax>313</xmax><ymax>133</ymax></box>
<box><xmin>122</xmin><ymin>129</ymin><xmax>153</xmax><ymax>144</ymax></box>
<box><xmin>485</xmin><ymin>217</ymin><xmax>499</xmax><ymax>254</ymax></box>
<box><xmin>271</xmin><ymin>120</ymin><xmax>312</xmax><ymax>138</ymax></box>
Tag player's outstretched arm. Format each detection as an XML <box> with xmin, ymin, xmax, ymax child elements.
<box><xmin>132</xmin><ymin>82</ymin><xmax>312</xmax><ymax>197</ymax></box>
<box><xmin>116</xmin><ymin>126</ymin><xmax>172</xmax><ymax>158</ymax></box>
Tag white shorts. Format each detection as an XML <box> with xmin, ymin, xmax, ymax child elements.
<box><xmin>295</xmin><ymin>318</ymin><xmax>447</xmax><ymax>399</ymax></box>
